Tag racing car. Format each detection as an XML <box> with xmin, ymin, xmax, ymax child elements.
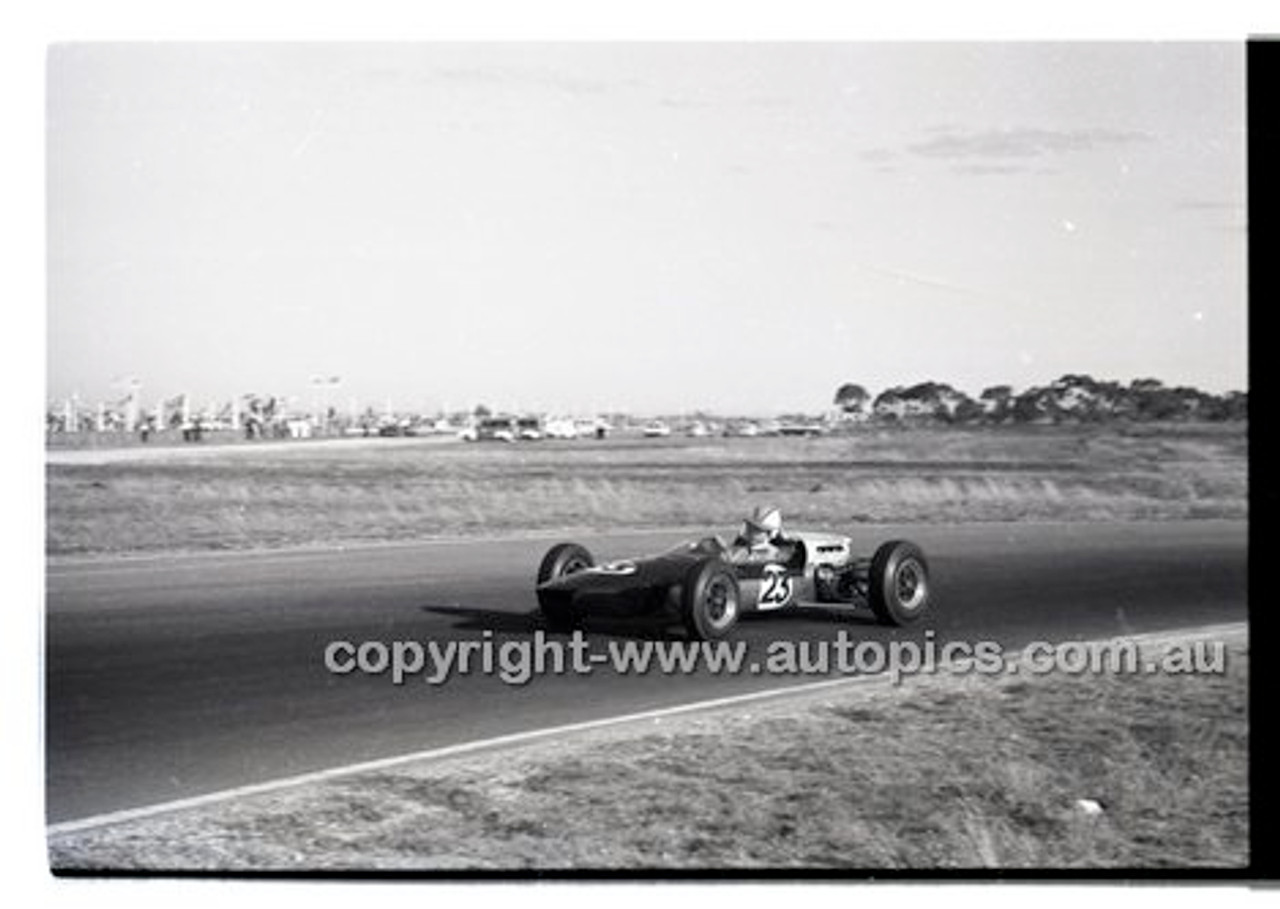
<box><xmin>534</xmin><ymin>528</ymin><xmax>931</xmax><ymax>640</ymax></box>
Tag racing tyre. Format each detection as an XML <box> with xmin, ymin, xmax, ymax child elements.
<box><xmin>680</xmin><ymin>558</ymin><xmax>741</xmax><ymax>641</ymax></box>
<box><xmin>536</xmin><ymin>543</ymin><xmax>594</xmax><ymax>630</ymax></box>
<box><xmin>868</xmin><ymin>540</ymin><xmax>931</xmax><ymax>626</ymax></box>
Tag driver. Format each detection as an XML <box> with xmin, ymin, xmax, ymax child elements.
<box><xmin>728</xmin><ymin>506</ymin><xmax>788</xmax><ymax>563</ymax></box>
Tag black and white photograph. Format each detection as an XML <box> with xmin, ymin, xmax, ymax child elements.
<box><xmin>38</xmin><ymin>35</ymin><xmax>1252</xmax><ymax>879</ymax></box>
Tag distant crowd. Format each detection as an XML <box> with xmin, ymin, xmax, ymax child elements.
<box><xmin>45</xmin><ymin>373</ymin><xmax>1248</xmax><ymax>446</ymax></box>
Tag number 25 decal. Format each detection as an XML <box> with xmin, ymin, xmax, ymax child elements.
<box><xmin>759</xmin><ymin>565</ymin><xmax>793</xmax><ymax>608</ymax></box>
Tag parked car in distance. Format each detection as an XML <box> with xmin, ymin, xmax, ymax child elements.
<box><xmin>474</xmin><ymin>416</ymin><xmax>517</xmax><ymax>442</ymax></box>
<box><xmin>517</xmin><ymin>416</ymin><xmax>544</xmax><ymax>440</ymax></box>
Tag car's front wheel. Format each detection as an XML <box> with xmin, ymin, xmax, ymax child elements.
<box><xmin>537</xmin><ymin>543</ymin><xmax>594</xmax><ymax>630</ymax></box>
<box><xmin>680</xmin><ymin>558</ymin><xmax>741</xmax><ymax>640</ymax></box>
<box><xmin>868</xmin><ymin>540</ymin><xmax>931</xmax><ymax>625</ymax></box>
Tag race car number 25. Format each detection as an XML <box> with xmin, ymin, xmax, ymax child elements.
<box><xmin>759</xmin><ymin>564</ymin><xmax>793</xmax><ymax>609</ymax></box>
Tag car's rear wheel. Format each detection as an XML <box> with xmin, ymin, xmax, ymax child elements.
<box><xmin>681</xmin><ymin>558</ymin><xmax>741</xmax><ymax>640</ymax></box>
<box><xmin>868</xmin><ymin>540</ymin><xmax>931</xmax><ymax>625</ymax></box>
<box><xmin>537</xmin><ymin>543</ymin><xmax>594</xmax><ymax>630</ymax></box>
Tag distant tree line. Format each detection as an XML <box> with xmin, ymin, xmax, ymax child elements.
<box><xmin>833</xmin><ymin>375</ymin><xmax>1247</xmax><ymax>424</ymax></box>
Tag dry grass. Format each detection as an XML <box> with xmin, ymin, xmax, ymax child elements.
<box><xmin>49</xmin><ymin>633</ymin><xmax>1248</xmax><ymax>872</ymax></box>
<box><xmin>46</xmin><ymin>423</ymin><xmax>1248</xmax><ymax>555</ymax></box>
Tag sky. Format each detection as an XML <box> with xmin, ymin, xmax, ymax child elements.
<box><xmin>46</xmin><ymin>42</ymin><xmax>1247</xmax><ymax>416</ymax></box>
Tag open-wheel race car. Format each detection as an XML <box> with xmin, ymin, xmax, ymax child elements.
<box><xmin>535</xmin><ymin>525</ymin><xmax>932</xmax><ymax>640</ymax></box>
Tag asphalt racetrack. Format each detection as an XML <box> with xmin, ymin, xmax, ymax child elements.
<box><xmin>46</xmin><ymin>520</ymin><xmax>1247</xmax><ymax>825</ymax></box>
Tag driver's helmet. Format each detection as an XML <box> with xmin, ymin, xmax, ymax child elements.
<box><xmin>741</xmin><ymin>506</ymin><xmax>783</xmax><ymax>547</ymax></box>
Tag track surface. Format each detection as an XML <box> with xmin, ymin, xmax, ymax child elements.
<box><xmin>46</xmin><ymin>521</ymin><xmax>1247</xmax><ymax>824</ymax></box>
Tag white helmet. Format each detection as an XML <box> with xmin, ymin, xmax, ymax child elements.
<box><xmin>742</xmin><ymin>506</ymin><xmax>782</xmax><ymax>545</ymax></box>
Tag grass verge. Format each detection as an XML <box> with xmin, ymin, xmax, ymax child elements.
<box><xmin>46</xmin><ymin>424</ymin><xmax>1248</xmax><ymax>555</ymax></box>
<box><xmin>49</xmin><ymin>627</ymin><xmax>1248</xmax><ymax>871</ymax></box>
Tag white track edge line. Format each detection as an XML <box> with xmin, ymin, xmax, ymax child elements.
<box><xmin>47</xmin><ymin>620</ymin><xmax>1248</xmax><ymax>837</ymax></box>
<box><xmin>43</xmin><ymin>526</ymin><xmax>719</xmax><ymax>572</ymax></box>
